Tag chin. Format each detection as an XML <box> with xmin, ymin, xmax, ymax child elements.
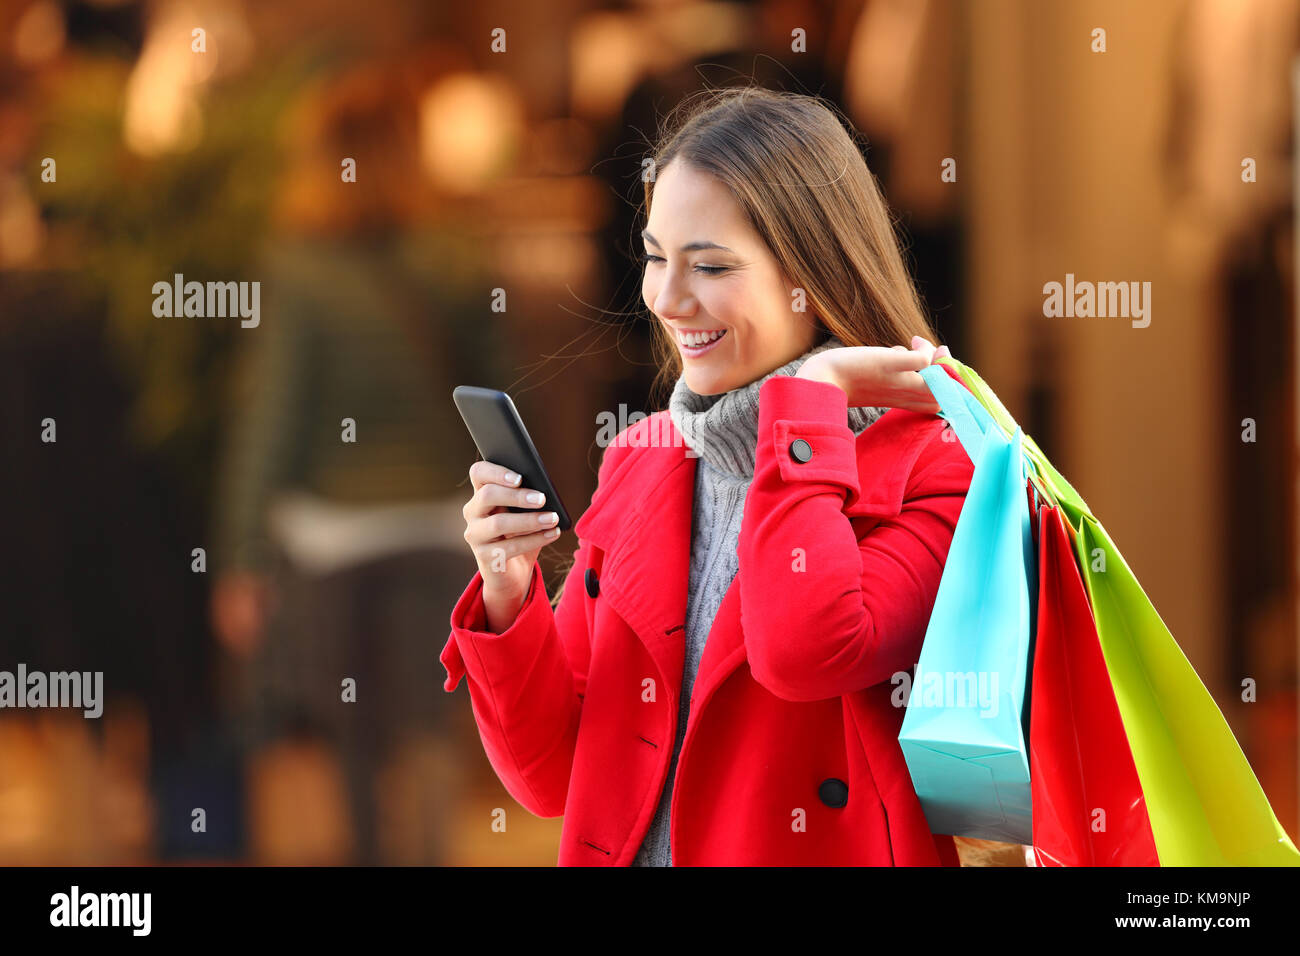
<box><xmin>684</xmin><ymin>369</ymin><xmax>737</xmax><ymax>396</ymax></box>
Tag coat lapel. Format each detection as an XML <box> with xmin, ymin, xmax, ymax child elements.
<box><xmin>574</xmin><ymin>420</ymin><xmax>697</xmax><ymax>700</ymax></box>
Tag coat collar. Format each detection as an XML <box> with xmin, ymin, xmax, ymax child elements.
<box><xmin>573</xmin><ymin>405</ymin><xmax>943</xmax><ymax>711</ymax></box>
<box><xmin>576</xmin><ymin>405</ymin><xmax>939</xmax><ymax>548</ymax></box>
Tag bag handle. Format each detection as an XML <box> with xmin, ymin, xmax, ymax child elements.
<box><xmin>919</xmin><ymin>364</ymin><xmax>995</xmax><ymax>463</ymax></box>
<box><xmin>932</xmin><ymin>358</ymin><xmax>1063</xmax><ymax>511</ymax></box>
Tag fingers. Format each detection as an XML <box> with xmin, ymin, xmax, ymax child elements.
<box><xmin>468</xmin><ymin>508</ymin><xmax>560</xmax><ymax>547</ymax></box>
<box><xmin>898</xmin><ymin>377</ymin><xmax>942</xmax><ymax>414</ymax></box>
<box><xmin>465</xmin><ymin>462</ymin><xmax>543</xmax><ymax>521</ymax></box>
<box><xmin>464</xmin><ymin>460</ymin><xmax>556</xmax><ymax>545</ymax></box>
<box><xmin>469</xmin><ymin>459</ymin><xmax>522</xmax><ymax>492</ymax></box>
<box><xmin>910</xmin><ymin>395</ymin><xmax>942</xmax><ymax>414</ymax></box>
<box><xmin>910</xmin><ymin>335</ymin><xmax>953</xmax><ymax>366</ymax></box>
<box><xmin>910</xmin><ymin>335</ymin><xmax>937</xmax><ymax>364</ymax></box>
<box><xmin>467</xmin><ymin>479</ymin><xmax>545</xmax><ymax>514</ymax></box>
<box><xmin>477</xmin><ymin>527</ymin><xmax>562</xmax><ymax>566</ymax></box>
<box><xmin>894</xmin><ymin>338</ymin><xmax>952</xmax><ymax>367</ymax></box>
<box><xmin>889</xmin><ymin>346</ymin><xmax>931</xmax><ymax>373</ymax></box>
<box><xmin>892</xmin><ymin>368</ymin><xmax>942</xmax><ymax>415</ymax></box>
<box><xmin>463</xmin><ymin>461</ymin><xmax>560</xmax><ymax>589</ymax></box>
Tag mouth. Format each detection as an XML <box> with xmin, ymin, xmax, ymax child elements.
<box><xmin>673</xmin><ymin>327</ymin><xmax>728</xmax><ymax>358</ymax></box>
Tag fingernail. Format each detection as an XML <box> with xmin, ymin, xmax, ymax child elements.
<box><xmin>539</xmin><ymin>511</ymin><xmax>557</xmax><ymax>524</ymax></box>
<box><xmin>504</xmin><ymin>471</ymin><xmax>520</xmax><ymax>485</ymax></box>
<box><xmin>545</xmin><ymin>528</ymin><xmax>560</xmax><ymax>537</ymax></box>
<box><xmin>526</xmin><ymin>492</ymin><xmax>545</xmax><ymax>505</ymax></box>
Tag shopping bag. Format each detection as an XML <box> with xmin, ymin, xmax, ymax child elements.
<box><xmin>898</xmin><ymin>364</ymin><xmax>1036</xmax><ymax>844</ymax></box>
<box><xmin>1030</xmin><ymin>501</ymin><xmax>1159</xmax><ymax>866</ymax></box>
<box><xmin>938</xmin><ymin>356</ymin><xmax>1300</xmax><ymax>866</ymax></box>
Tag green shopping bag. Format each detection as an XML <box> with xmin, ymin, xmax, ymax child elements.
<box><xmin>937</xmin><ymin>357</ymin><xmax>1300</xmax><ymax>866</ymax></box>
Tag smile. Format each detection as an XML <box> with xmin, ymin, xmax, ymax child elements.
<box><xmin>675</xmin><ymin>328</ymin><xmax>728</xmax><ymax>357</ymax></box>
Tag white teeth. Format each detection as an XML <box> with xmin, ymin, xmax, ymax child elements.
<box><xmin>678</xmin><ymin>329</ymin><xmax>726</xmax><ymax>347</ymax></box>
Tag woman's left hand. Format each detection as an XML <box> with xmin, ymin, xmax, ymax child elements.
<box><xmin>796</xmin><ymin>335</ymin><xmax>952</xmax><ymax>413</ymax></box>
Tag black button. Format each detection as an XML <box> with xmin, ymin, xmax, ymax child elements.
<box><xmin>818</xmin><ymin>778</ymin><xmax>848</xmax><ymax>808</ymax></box>
<box><xmin>584</xmin><ymin>567</ymin><xmax>600</xmax><ymax>599</ymax></box>
<box><xmin>788</xmin><ymin>439</ymin><xmax>813</xmax><ymax>463</ymax></box>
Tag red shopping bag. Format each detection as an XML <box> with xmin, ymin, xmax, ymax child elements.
<box><xmin>1029</xmin><ymin>502</ymin><xmax>1160</xmax><ymax>866</ymax></box>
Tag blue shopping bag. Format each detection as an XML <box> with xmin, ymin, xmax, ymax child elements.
<box><xmin>897</xmin><ymin>365</ymin><xmax>1036</xmax><ymax>844</ymax></box>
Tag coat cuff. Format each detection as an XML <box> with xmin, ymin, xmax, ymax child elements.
<box><xmin>440</xmin><ymin>562</ymin><xmax>544</xmax><ymax>692</ymax></box>
<box><xmin>759</xmin><ymin>374</ymin><xmax>862</xmax><ymax>509</ymax></box>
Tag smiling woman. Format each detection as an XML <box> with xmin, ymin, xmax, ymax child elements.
<box><xmin>445</xmin><ymin>85</ymin><xmax>974</xmax><ymax>868</ymax></box>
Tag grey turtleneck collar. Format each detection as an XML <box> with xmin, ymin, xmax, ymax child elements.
<box><xmin>668</xmin><ymin>334</ymin><xmax>888</xmax><ymax>478</ymax></box>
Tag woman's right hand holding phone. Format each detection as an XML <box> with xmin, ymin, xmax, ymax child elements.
<box><xmin>463</xmin><ymin>460</ymin><xmax>561</xmax><ymax>632</ymax></box>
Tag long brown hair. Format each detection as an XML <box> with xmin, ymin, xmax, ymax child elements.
<box><xmin>641</xmin><ymin>86</ymin><xmax>939</xmax><ymax>407</ymax></box>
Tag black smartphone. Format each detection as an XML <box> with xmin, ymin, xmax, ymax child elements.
<box><xmin>452</xmin><ymin>385</ymin><xmax>573</xmax><ymax>532</ymax></box>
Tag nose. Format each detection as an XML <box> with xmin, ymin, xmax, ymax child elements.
<box><xmin>649</xmin><ymin>268</ymin><xmax>697</xmax><ymax>322</ymax></box>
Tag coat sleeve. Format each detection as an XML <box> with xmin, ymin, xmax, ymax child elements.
<box><xmin>738</xmin><ymin>372</ymin><xmax>975</xmax><ymax>702</ymax></box>
<box><xmin>438</xmin><ymin>450</ymin><xmax>620</xmax><ymax>818</ymax></box>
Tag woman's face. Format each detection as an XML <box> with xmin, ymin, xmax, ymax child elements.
<box><xmin>641</xmin><ymin>160</ymin><xmax>819</xmax><ymax>395</ymax></box>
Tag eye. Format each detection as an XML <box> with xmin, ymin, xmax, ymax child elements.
<box><xmin>638</xmin><ymin>252</ymin><xmax>727</xmax><ymax>276</ymax></box>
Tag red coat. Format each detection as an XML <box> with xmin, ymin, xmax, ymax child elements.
<box><xmin>440</xmin><ymin>365</ymin><xmax>976</xmax><ymax>865</ymax></box>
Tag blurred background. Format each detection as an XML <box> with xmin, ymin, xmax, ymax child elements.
<box><xmin>0</xmin><ymin>0</ymin><xmax>1296</xmax><ymax>866</ymax></box>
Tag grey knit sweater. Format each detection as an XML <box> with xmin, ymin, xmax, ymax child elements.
<box><xmin>630</xmin><ymin>335</ymin><xmax>887</xmax><ymax>866</ymax></box>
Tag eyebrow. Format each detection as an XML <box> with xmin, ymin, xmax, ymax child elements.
<box><xmin>641</xmin><ymin>230</ymin><xmax>735</xmax><ymax>254</ymax></box>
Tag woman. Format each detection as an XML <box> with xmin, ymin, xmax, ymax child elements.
<box><xmin>441</xmin><ymin>87</ymin><xmax>976</xmax><ymax>866</ymax></box>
